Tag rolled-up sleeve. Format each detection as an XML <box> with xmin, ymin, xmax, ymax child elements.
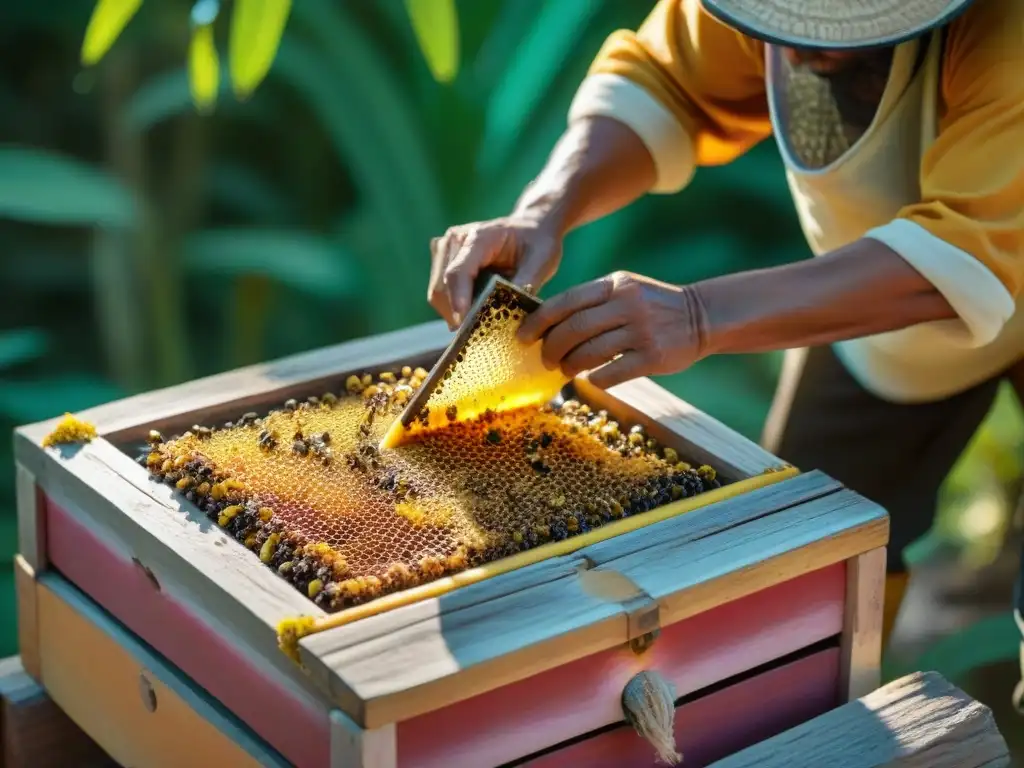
<box><xmin>865</xmin><ymin>0</ymin><xmax>1024</xmax><ymax>347</ymax></box>
<box><xmin>568</xmin><ymin>0</ymin><xmax>771</xmax><ymax>194</ymax></box>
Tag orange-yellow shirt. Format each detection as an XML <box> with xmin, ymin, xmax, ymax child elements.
<box><xmin>568</xmin><ymin>0</ymin><xmax>1024</xmax><ymax>350</ymax></box>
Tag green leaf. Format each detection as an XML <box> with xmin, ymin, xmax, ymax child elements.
<box><xmin>181</xmin><ymin>228</ymin><xmax>360</xmax><ymax>301</ymax></box>
<box><xmin>0</xmin><ymin>329</ymin><xmax>48</xmax><ymax>371</ymax></box>
<box><xmin>403</xmin><ymin>0</ymin><xmax>460</xmax><ymax>83</ymax></box>
<box><xmin>81</xmin><ymin>0</ymin><xmax>143</xmax><ymax>65</ymax></box>
<box><xmin>122</xmin><ymin>66</ymin><xmax>277</xmax><ymax>132</ymax></box>
<box><xmin>229</xmin><ymin>0</ymin><xmax>292</xmax><ymax>98</ymax></box>
<box><xmin>274</xmin><ymin>1</ymin><xmax>448</xmax><ymax>324</ymax></box>
<box><xmin>0</xmin><ymin>146</ymin><xmax>138</xmax><ymax>228</ymax></box>
<box><xmin>0</xmin><ymin>376</ymin><xmax>123</xmax><ymax>424</ymax></box>
<box><xmin>189</xmin><ymin>23</ymin><xmax>220</xmax><ymax>113</ymax></box>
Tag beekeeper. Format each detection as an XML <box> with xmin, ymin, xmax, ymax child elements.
<box><xmin>428</xmin><ymin>0</ymin><xmax>1024</xmax><ymax>665</ymax></box>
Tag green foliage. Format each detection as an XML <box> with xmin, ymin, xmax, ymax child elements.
<box><xmin>0</xmin><ymin>147</ymin><xmax>138</xmax><ymax>228</ymax></box>
<box><xmin>403</xmin><ymin>0</ymin><xmax>459</xmax><ymax>83</ymax></box>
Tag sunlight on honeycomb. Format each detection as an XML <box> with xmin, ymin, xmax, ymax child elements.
<box><xmin>142</xmin><ymin>368</ymin><xmax>721</xmax><ymax>613</ymax></box>
<box><xmin>380</xmin><ymin>280</ymin><xmax>570</xmax><ymax>449</ymax></box>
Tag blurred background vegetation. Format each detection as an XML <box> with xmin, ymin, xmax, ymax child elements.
<box><xmin>0</xmin><ymin>0</ymin><xmax>1020</xmax><ymax>688</ymax></box>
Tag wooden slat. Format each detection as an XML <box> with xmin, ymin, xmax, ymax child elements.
<box><xmin>12</xmin><ymin>434</ymin><xmax>321</xmax><ymax>697</ymax></box>
<box><xmin>330</xmin><ymin>710</ymin><xmax>396</xmax><ymax>768</ymax></box>
<box><xmin>575</xmin><ymin>376</ymin><xmax>784</xmax><ymax>481</ymax></box>
<box><xmin>17</xmin><ymin>320</ymin><xmax>451</xmax><ymax>446</ymax></box>
<box><xmin>13</xmin><ymin>557</ymin><xmax>40</xmax><ymax>683</ymax></box>
<box><xmin>300</xmin><ymin>471</ymin><xmax>842</xmax><ymax>666</ymax></box>
<box><xmin>15</xmin><ymin>465</ymin><xmax>45</xmax><ymax>571</ymax></box>
<box><xmin>0</xmin><ymin>655</ymin><xmax>115</xmax><ymax>768</ymax></box>
<box><xmin>36</xmin><ymin>574</ymin><xmax>290</xmax><ymax>768</ymax></box>
<box><xmin>606</xmin><ymin>489</ymin><xmax>888</xmax><ymax>628</ymax></box>
<box><xmin>310</xmin><ymin>491</ymin><xmax>885</xmax><ymax>728</ymax></box>
<box><xmin>709</xmin><ymin>671</ymin><xmax>1011</xmax><ymax>768</ymax></box>
<box><xmin>839</xmin><ymin>546</ymin><xmax>885</xmax><ymax>701</ymax></box>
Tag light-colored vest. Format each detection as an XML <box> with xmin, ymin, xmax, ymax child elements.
<box><xmin>766</xmin><ymin>35</ymin><xmax>1024</xmax><ymax>403</ymax></box>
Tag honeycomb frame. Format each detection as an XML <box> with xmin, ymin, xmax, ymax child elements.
<box><xmin>140</xmin><ymin>366</ymin><xmax>726</xmax><ymax>617</ymax></box>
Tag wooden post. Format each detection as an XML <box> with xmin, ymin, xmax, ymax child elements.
<box><xmin>709</xmin><ymin>671</ymin><xmax>1011</xmax><ymax>767</ymax></box>
<box><xmin>839</xmin><ymin>546</ymin><xmax>885</xmax><ymax>701</ymax></box>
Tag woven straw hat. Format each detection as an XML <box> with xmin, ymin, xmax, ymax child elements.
<box><xmin>701</xmin><ymin>0</ymin><xmax>973</xmax><ymax>49</ymax></box>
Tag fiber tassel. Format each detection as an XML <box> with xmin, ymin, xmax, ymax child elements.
<box><xmin>621</xmin><ymin>670</ymin><xmax>682</xmax><ymax>765</ymax></box>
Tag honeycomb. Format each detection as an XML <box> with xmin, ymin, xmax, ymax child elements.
<box><xmin>379</xmin><ymin>280</ymin><xmax>570</xmax><ymax>449</ymax></box>
<box><xmin>141</xmin><ymin>371</ymin><xmax>721</xmax><ymax>613</ymax></box>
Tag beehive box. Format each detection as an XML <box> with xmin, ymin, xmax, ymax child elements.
<box><xmin>12</xmin><ymin>321</ymin><xmax>889</xmax><ymax>768</ymax></box>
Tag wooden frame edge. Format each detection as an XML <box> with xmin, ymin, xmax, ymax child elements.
<box><xmin>575</xmin><ymin>376</ymin><xmax>785</xmax><ymax>481</ymax></box>
<box><xmin>16</xmin><ymin>320</ymin><xmax>453</xmax><ymax>447</ymax></box>
<box><xmin>13</xmin><ymin>556</ymin><xmax>40</xmax><ymax>683</ymax></box>
<box><xmin>329</xmin><ymin>709</ymin><xmax>396</xmax><ymax>768</ymax></box>
<box><xmin>839</xmin><ymin>546</ymin><xmax>886</xmax><ymax>701</ymax></box>
<box><xmin>15</xmin><ymin>464</ymin><xmax>46</xmax><ymax>572</ymax></box>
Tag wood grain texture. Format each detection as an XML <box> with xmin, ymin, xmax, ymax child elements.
<box><xmin>13</xmin><ymin>434</ymin><xmax>319</xmax><ymax>686</ymax></box>
<box><xmin>609</xmin><ymin>489</ymin><xmax>888</xmax><ymax>627</ymax></box>
<box><xmin>575</xmin><ymin>376</ymin><xmax>785</xmax><ymax>481</ymax></box>
<box><xmin>839</xmin><ymin>546</ymin><xmax>885</xmax><ymax>701</ymax></box>
<box><xmin>395</xmin><ymin>564</ymin><xmax>845</xmax><ymax>768</ymax></box>
<box><xmin>16</xmin><ymin>321</ymin><xmax>451</xmax><ymax>446</ymax></box>
<box><xmin>0</xmin><ymin>656</ymin><xmax>115</xmax><ymax>768</ymax></box>
<box><xmin>522</xmin><ymin>648</ymin><xmax>841</xmax><ymax>768</ymax></box>
<box><xmin>301</xmin><ymin>472</ymin><xmax>840</xmax><ymax>664</ymax></box>
<box><xmin>45</xmin><ymin>495</ymin><xmax>332</xmax><ymax>767</ymax></box>
<box><xmin>14</xmin><ymin>465</ymin><xmax>45</xmax><ymax>571</ymax></box>
<box><xmin>330</xmin><ymin>711</ymin><xmax>396</xmax><ymax>768</ymax></box>
<box><xmin>312</xmin><ymin>490</ymin><xmax>884</xmax><ymax>728</ymax></box>
<box><xmin>35</xmin><ymin>573</ymin><xmax>290</xmax><ymax>768</ymax></box>
<box><xmin>709</xmin><ymin>671</ymin><xmax>1011</xmax><ymax>768</ymax></box>
<box><xmin>13</xmin><ymin>557</ymin><xmax>40</xmax><ymax>684</ymax></box>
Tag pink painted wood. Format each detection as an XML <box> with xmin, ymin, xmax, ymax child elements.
<box><xmin>397</xmin><ymin>563</ymin><xmax>846</xmax><ymax>768</ymax></box>
<box><xmin>43</xmin><ymin>496</ymin><xmax>330</xmax><ymax>768</ymax></box>
<box><xmin>524</xmin><ymin>647</ymin><xmax>840</xmax><ymax>768</ymax></box>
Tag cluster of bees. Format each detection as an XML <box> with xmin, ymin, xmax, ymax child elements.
<box><xmin>142</xmin><ymin>366</ymin><xmax>721</xmax><ymax>613</ymax></box>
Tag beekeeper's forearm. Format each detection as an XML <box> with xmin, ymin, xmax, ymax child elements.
<box><xmin>693</xmin><ymin>237</ymin><xmax>958</xmax><ymax>355</ymax></box>
<box><xmin>513</xmin><ymin>116</ymin><xmax>656</xmax><ymax>236</ymax></box>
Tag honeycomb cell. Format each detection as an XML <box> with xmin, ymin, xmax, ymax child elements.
<box><xmin>144</xmin><ymin>370</ymin><xmax>721</xmax><ymax>613</ymax></box>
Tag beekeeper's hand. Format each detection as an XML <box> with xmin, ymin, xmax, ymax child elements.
<box><xmin>517</xmin><ymin>270</ymin><xmax>707</xmax><ymax>389</ymax></box>
<box><xmin>428</xmin><ymin>217</ymin><xmax>563</xmax><ymax>330</ymax></box>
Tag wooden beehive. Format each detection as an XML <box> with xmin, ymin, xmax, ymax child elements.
<box><xmin>13</xmin><ymin>321</ymin><xmax>890</xmax><ymax>768</ymax></box>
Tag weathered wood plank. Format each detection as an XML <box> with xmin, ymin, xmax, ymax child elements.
<box><xmin>313</xmin><ymin>491</ymin><xmax>884</xmax><ymax>728</ymax></box>
<box><xmin>330</xmin><ymin>710</ymin><xmax>396</xmax><ymax>768</ymax></box>
<box><xmin>15</xmin><ymin>464</ymin><xmax>45</xmax><ymax>571</ymax></box>
<box><xmin>12</xmin><ymin>433</ymin><xmax>322</xmax><ymax>697</ymax></box>
<box><xmin>317</xmin><ymin>575</ymin><xmax>626</xmax><ymax>728</ymax></box>
<box><xmin>575</xmin><ymin>375</ymin><xmax>785</xmax><ymax>480</ymax></box>
<box><xmin>36</xmin><ymin>573</ymin><xmax>291</xmax><ymax>768</ymax></box>
<box><xmin>839</xmin><ymin>546</ymin><xmax>885</xmax><ymax>701</ymax></box>
<box><xmin>606</xmin><ymin>490</ymin><xmax>888</xmax><ymax>627</ymax></box>
<box><xmin>301</xmin><ymin>471</ymin><xmax>842</xmax><ymax>668</ymax></box>
<box><xmin>13</xmin><ymin>556</ymin><xmax>40</xmax><ymax>683</ymax></box>
<box><xmin>709</xmin><ymin>671</ymin><xmax>1011</xmax><ymax>768</ymax></box>
<box><xmin>17</xmin><ymin>320</ymin><xmax>452</xmax><ymax>446</ymax></box>
<box><xmin>0</xmin><ymin>655</ymin><xmax>115</xmax><ymax>768</ymax></box>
